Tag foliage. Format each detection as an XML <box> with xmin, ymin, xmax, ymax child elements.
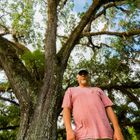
<box><xmin>0</xmin><ymin>92</ymin><xmax>19</xmax><ymax>140</ymax></box>
<box><xmin>127</xmin><ymin>127</ymin><xmax>138</xmax><ymax>140</ymax></box>
<box><xmin>21</xmin><ymin>49</ymin><xmax>45</xmax><ymax>81</ymax></box>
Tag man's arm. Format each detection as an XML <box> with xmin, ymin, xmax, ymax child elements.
<box><xmin>106</xmin><ymin>106</ymin><xmax>124</xmax><ymax>140</ymax></box>
<box><xmin>63</xmin><ymin>107</ymin><xmax>75</xmax><ymax>140</ymax></box>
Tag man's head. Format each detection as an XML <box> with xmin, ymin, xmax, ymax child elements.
<box><xmin>77</xmin><ymin>70</ymin><xmax>89</xmax><ymax>86</ymax></box>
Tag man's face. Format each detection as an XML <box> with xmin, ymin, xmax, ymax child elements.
<box><xmin>77</xmin><ymin>73</ymin><xmax>89</xmax><ymax>86</ymax></box>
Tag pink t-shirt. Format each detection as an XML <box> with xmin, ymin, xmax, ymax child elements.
<box><xmin>62</xmin><ymin>86</ymin><xmax>113</xmax><ymax>140</ymax></box>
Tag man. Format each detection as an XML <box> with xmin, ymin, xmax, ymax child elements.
<box><xmin>62</xmin><ymin>70</ymin><xmax>124</xmax><ymax>140</ymax></box>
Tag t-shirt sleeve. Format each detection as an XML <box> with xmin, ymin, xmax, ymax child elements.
<box><xmin>62</xmin><ymin>88</ymin><xmax>73</xmax><ymax>109</ymax></box>
<box><xmin>98</xmin><ymin>88</ymin><xmax>113</xmax><ymax>107</ymax></box>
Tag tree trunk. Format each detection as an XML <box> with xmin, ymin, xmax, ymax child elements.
<box><xmin>17</xmin><ymin>106</ymin><xmax>34</xmax><ymax>140</ymax></box>
<box><xmin>17</xmin><ymin>106</ymin><xmax>58</xmax><ymax>140</ymax></box>
<box><xmin>17</xmin><ymin>66</ymin><xmax>64</xmax><ymax>140</ymax></box>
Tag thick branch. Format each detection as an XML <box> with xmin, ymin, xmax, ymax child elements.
<box><xmin>0</xmin><ymin>96</ymin><xmax>19</xmax><ymax>106</ymax></box>
<box><xmin>10</xmin><ymin>41</ymin><xmax>30</xmax><ymax>55</ymax></box>
<box><xmin>86</xmin><ymin>1</ymin><xmax>126</xmax><ymax>26</ymax></box>
<box><xmin>82</xmin><ymin>30</ymin><xmax>140</xmax><ymax>37</ymax></box>
<box><xmin>40</xmin><ymin>0</ymin><xmax>59</xmax><ymax>108</ymax></box>
<box><xmin>57</xmin><ymin>0</ymin><xmax>102</xmax><ymax>68</ymax></box>
<box><xmin>101</xmin><ymin>81</ymin><xmax>140</xmax><ymax>90</ymax></box>
<box><xmin>101</xmin><ymin>82</ymin><xmax>140</xmax><ymax>108</ymax></box>
<box><xmin>120</xmin><ymin>89</ymin><xmax>140</xmax><ymax>109</ymax></box>
<box><xmin>0</xmin><ymin>36</ymin><xmax>36</xmax><ymax>108</ymax></box>
<box><xmin>0</xmin><ymin>32</ymin><xmax>10</xmax><ymax>36</ymax></box>
<box><xmin>0</xmin><ymin>25</ymin><xmax>30</xmax><ymax>55</ymax></box>
<box><xmin>45</xmin><ymin>0</ymin><xmax>57</xmax><ymax>65</ymax></box>
<box><xmin>0</xmin><ymin>125</ymin><xmax>19</xmax><ymax>131</ymax></box>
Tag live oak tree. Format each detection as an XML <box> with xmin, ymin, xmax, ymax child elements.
<box><xmin>0</xmin><ymin>0</ymin><xmax>140</xmax><ymax>140</ymax></box>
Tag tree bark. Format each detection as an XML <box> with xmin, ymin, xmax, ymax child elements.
<box><xmin>19</xmin><ymin>67</ymin><xmax>63</xmax><ymax>140</ymax></box>
<box><xmin>0</xmin><ymin>36</ymin><xmax>38</xmax><ymax>140</ymax></box>
<box><xmin>82</xmin><ymin>30</ymin><xmax>140</xmax><ymax>37</ymax></box>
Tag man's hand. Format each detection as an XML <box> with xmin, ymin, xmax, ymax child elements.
<box><xmin>63</xmin><ymin>107</ymin><xmax>75</xmax><ymax>140</ymax></box>
<box><xmin>113</xmin><ymin>129</ymin><xmax>124</xmax><ymax>140</ymax></box>
<box><xmin>106</xmin><ymin>107</ymin><xmax>124</xmax><ymax>140</ymax></box>
<box><xmin>66</xmin><ymin>130</ymin><xmax>75</xmax><ymax>140</ymax></box>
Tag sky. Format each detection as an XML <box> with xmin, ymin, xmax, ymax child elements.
<box><xmin>73</xmin><ymin>0</ymin><xmax>92</xmax><ymax>12</ymax></box>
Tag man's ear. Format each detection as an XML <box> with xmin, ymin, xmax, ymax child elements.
<box><xmin>76</xmin><ymin>75</ymin><xmax>79</xmax><ymax>80</ymax></box>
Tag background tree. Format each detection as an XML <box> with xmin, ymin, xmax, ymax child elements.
<box><xmin>0</xmin><ymin>0</ymin><xmax>140</xmax><ymax>140</ymax></box>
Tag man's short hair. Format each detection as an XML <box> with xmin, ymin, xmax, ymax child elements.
<box><xmin>78</xmin><ymin>69</ymin><xmax>88</xmax><ymax>75</ymax></box>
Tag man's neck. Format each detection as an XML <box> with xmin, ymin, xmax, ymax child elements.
<box><xmin>79</xmin><ymin>84</ymin><xmax>89</xmax><ymax>88</ymax></box>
